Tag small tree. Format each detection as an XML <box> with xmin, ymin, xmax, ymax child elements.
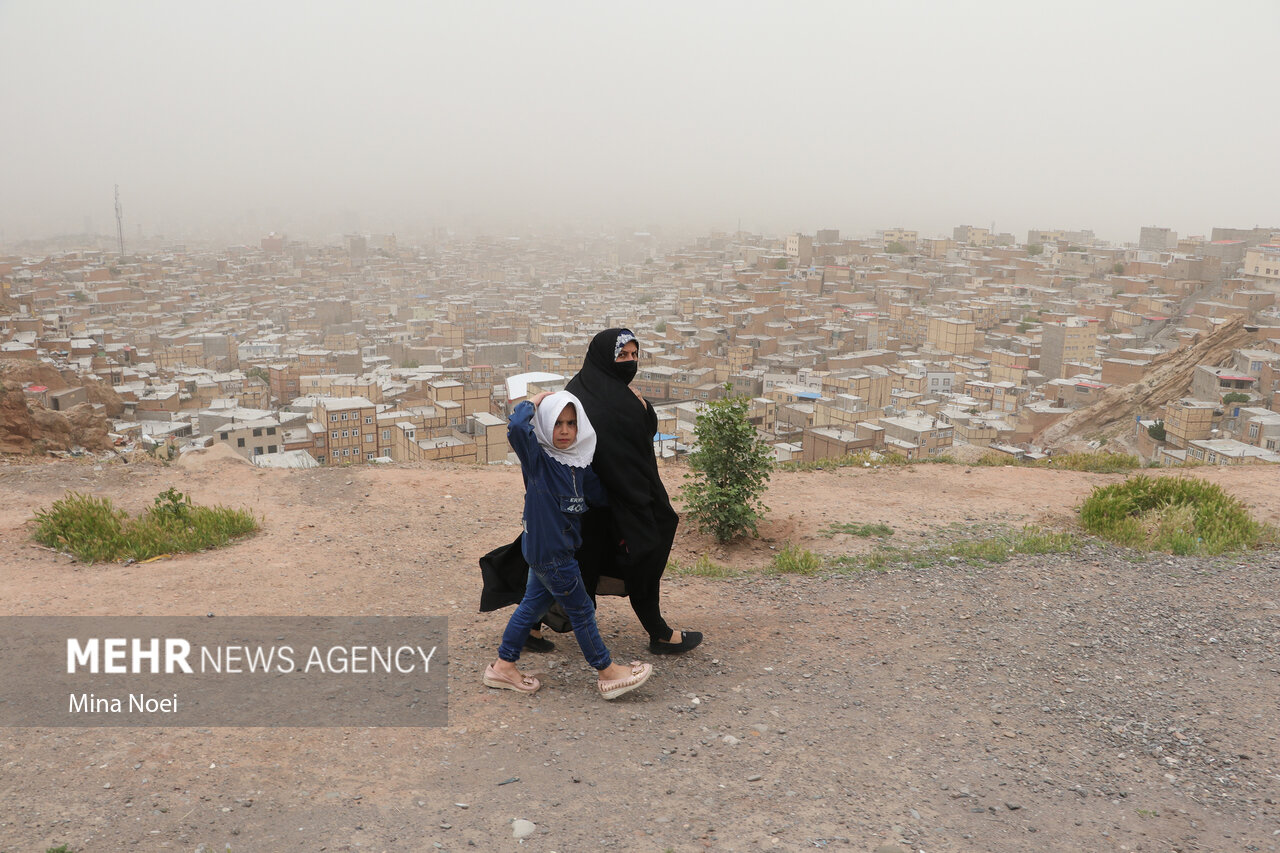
<box><xmin>1147</xmin><ymin>420</ymin><xmax>1166</xmax><ymax>442</ymax></box>
<box><xmin>1026</xmin><ymin>243</ymin><xmax>1044</xmax><ymax>256</ymax></box>
<box><xmin>886</xmin><ymin>241</ymin><xmax>908</xmax><ymax>254</ymax></box>
<box><xmin>681</xmin><ymin>385</ymin><xmax>772</xmax><ymax>543</ymax></box>
<box><xmin>1222</xmin><ymin>391</ymin><xmax>1249</xmax><ymax>405</ymax></box>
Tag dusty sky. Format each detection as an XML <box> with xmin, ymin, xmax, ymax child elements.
<box><xmin>2</xmin><ymin>0</ymin><xmax>1276</xmax><ymax>247</ymax></box>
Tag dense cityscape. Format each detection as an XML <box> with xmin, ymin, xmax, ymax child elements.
<box><xmin>3</xmin><ymin>222</ymin><xmax>1279</xmax><ymax>466</ymax></box>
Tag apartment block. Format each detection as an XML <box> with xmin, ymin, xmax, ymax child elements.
<box><xmin>1186</xmin><ymin>438</ymin><xmax>1280</xmax><ymax>465</ymax></box>
<box><xmin>822</xmin><ymin>370</ymin><xmax>891</xmax><ymax>410</ymax></box>
<box><xmin>1244</xmin><ymin>245</ymin><xmax>1280</xmax><ymax>289</ymax></box>
<box><xmin>299</xmin><ymin>347</ymin><xmax>362</xmax><ymax>376</ymax></box>
<box><xmin>812</xmin><ymin>393</ymin><xmax>870</xmax><ymax>429</ymax></box>
<box><xmin>213</xmin><ymin>417</ymin><xmax>284</xmax><ymax>459</ymax></box>
<box><xmin>949</xmin><ymin>415</ymin><xmax>999</xmax><ymax>447</ymax></box>
<box><xmin>1239</xmin><ymin>409</ymin><xmax>1280</xmax><ymax>451</ymax></box>
<box><xmin>926</xmin><ymin>316</ymin><xmax>976</xmax><ymax>356</ymax></box>
<box><xmin>1139</xmin><ymin>226</ymin><xmax>1178</xmax><ymax>252</ymax></box>
<box><xmin>1190</xmin><ymin>365</ymin><xmax>1257</xmax><ymax>403</ymax></box>
<box><xmin>407</xmin><ymin>432</ymin><xmax>476</xmax><ymax>462</ymax></box>
<box><xmin>526</xmin><ymin>350</ymin><xmax>575</xmax><ymax>374</ymax></box>
<box><xmin>1040</xmin><ymin>318</ymin><xmax>1098</xmax><ymax>380</ymax></box>
<box><xmin>879</xmin><ymin>229</ymin><xmax>918</xmax><ymax>250</ymax></box>
<box><xmin>963</xmin><ymin>379</ymin><xmax>1023</xmax><ymax>413</ymax></box>
<box><xmin>1162</xmin><ymin>399</ymin><xmax>1216</xmax><ymax>448</ymax></box>
<box><xmin>1260</xmin><ymin>360</ymin><xmax>1280</xmax><ymax>407</ymax></box>
<box><xmin>800</xmin><ymin>422</ymin><xmax>883</xmax><ymax>463</ymax></box>
<box><xmin>462</xmin><ymin>412</ymin><xmax>508</xmax><ymax>463</ymax></box>
<box><xmin>920</xmin><ymin>237</ymin><xmax>955</xmax><ymax>259</ymax></box>
<box><xmin>1100</xmin><ymin>357</ymin><xmax>1152</xmax><ymax>386</ymax></box>
<box><xmin>427</xmin><ymin>379</ymin><xmax>492</xmax><ymax>418</ymax></box>
<box><xmin>375</xmin><ymin>407</ymin><xmax>444</xmax><ymax>459</ymax></box>
<box><xmin>784</xmin><ymin>234</ymin><xmax>813</xmax><ymax>265</ymax></box>
<box><xmin>879</xmin><ymin>415</ymin><xmax>954</xmax><ymax>458</ymax></box>
<box><xmin>315</xmin><ymin>396</ymin><xmax>378</xmax><ymax>464</ymax></box>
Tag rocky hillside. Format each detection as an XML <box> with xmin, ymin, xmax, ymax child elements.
<box><xmin>1035</xmin><ymin>316</ymin><xmax>1256</xmax><ymax>450</ymax></box>
<box><xmin>0</xmin><ymin>359</ymin><xmax>123</xmax><ymax>454</ymax></box>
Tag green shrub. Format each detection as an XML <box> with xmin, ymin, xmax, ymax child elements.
<box><xmin>681</xmin><ymin>386</ymin><xmax>773</xmax><ymax>543</ymax></box>
<box><xmin>32</xmin><ymin>489</ymin><xmax>260</xmax><ymax>563</ymax></box>
<box><xmin>122</xmin><ymin>503</ymin><xmax>260</xmax><ymax>561</ymax></box>
<box><xmin>150</xmin><ymin>486</ymin><xmax>192</xmax><ymax>524</ymax></box>
<box><xmin>31</xmin><ymin>492</ymin><xmax>129</xmax><ymax>563</ymax></box>
<box><xmin>1079</xmin><ymin>475</ymin><xmax>1270</xmax><ymax>555</ymax></box>
<box><xmin>770</xmin><ymin>543</ymin><xmax>823</xmax><ymax>575</ymax></box>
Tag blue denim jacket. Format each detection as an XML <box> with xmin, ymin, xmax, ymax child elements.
<box><xmin>508</xmin><ymin>401</ymin><xmax>608</xmax><ymax>567</ymax></box>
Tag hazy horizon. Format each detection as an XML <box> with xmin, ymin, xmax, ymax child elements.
<box><xmin>3</xmin><ymin>0</ymin><xmax>1277</xmax><ymax>249</ymax></box>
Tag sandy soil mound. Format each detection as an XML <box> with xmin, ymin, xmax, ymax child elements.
<box><xmin>175</xmin><ymin>441</ymin><xmax>253</xmax><ymax>469</ymax></box>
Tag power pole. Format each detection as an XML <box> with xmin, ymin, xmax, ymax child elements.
<box><xmin>114</xmin><ymin>185</ymin><xmax>125</xmax><ymax>257</ymax></box>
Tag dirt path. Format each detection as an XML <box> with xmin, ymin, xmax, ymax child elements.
<box><xmin>1</xmin><ymin>457</ymin><xmax>1278</xmax><ymax>851</ymax></box>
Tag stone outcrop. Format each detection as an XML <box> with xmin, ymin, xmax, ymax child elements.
<box><xmin>0</xmin><ymin>381</ymin><xmax>114</xmax><ymax>454</ymax></box>
<box><xmin>0</xmin><ymin>360</ymin><xmax>122</xmax><ymax>454</ymax></box>
<box><xmin>1035</xmin><ymin>317</ymin><xmax>1255</xmax><ymax>449</ymax></box>
<box><xmin>0</xmin><ymin>381</ymin><xmax>37</xmax><ymax>454</ymax></box>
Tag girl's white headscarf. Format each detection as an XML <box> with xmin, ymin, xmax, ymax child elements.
<box><xmin>532</xmin><ymin>390</ymin><xmax>596</xmax><ymax>468</ymax></box>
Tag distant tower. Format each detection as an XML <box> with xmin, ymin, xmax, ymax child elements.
<box><xmin>114</xmin><ymin>185</ymin><xmax>125</xmax><ymax>257</ymax></box>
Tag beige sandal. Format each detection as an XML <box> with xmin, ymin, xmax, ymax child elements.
<box><xmin>484</xmin><ymin>663</ymin><xmax>541</xmax><ymax>694</ymax></box>
<box><xmin>597</xmin><ymin>661</ymin><xmax>652</xmax><ymax>700</ymax></box>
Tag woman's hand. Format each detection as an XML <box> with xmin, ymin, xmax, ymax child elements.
<box><xmin>530</xmin><ymin>391</ymin><xmax>552</xmax><ymax>406</ymax></box>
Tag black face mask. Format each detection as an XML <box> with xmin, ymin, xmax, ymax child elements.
<box><xmin>612</xmin><ymin>360</ymin><xmax>638</xmax><ymax>384</ymax></box>
<box><xmin>584</xmin><ymin>328</ymin><xmax>641</xmax><ymax>385</ymax></box>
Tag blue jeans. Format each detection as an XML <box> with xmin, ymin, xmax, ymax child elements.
<box><xmin>499</xmin><ymin>561</ymin><xmax>612</xmax><ymax>671</ymax></box>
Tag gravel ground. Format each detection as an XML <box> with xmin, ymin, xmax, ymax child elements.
<box><xmin>0</xmin><ymin>456</ymin><xmax>1277</xmax><ymax>852</ymax></box>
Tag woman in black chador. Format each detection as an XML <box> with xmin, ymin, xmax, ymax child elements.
<box><xmin>566</xmin><ymin>328</ymin><xmax>702</xmax><ymax>654</ymax></box>
<box><xmin>479</xmin><ymin>328</ymin><xmax>702</xmax><ymax>654</ymax></box>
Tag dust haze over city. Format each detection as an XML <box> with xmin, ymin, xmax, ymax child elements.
<box><xmin>2</xmin><ymin>0</ymin><xmax>1278</xmax><ymax>247</ymax></box>
<box><xmin>8</xmin><ymin>4</ymin><xmax>1280</xmax><ymax>852</ymax></box>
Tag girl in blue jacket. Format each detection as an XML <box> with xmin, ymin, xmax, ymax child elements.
<box><xmin>485</xmin><ymin>390</ymin><xmax>654</xmax><ymax>700</ymax></box>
